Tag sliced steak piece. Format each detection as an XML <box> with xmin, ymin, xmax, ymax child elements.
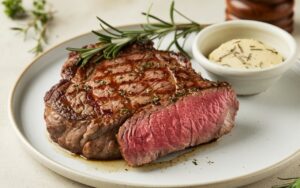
<box><xmin>44</xmin><ymin>41</ymin><xmax>239</xmax><ymax>161</ymax></box>
<box><xmin>117</xmin><ymin>86</ymin><xmax>238</xmax><ymax>166</ymax></box>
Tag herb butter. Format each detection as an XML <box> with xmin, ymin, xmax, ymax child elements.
<box><xmin>208</xmin><ymin>39</ymin><xmax>284</xmax><ymax>69</ymax></box>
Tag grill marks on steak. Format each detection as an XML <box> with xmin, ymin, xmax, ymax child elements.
<box><xmin>45</xmin><ymin>41</ymin><xmax>239</xmax><ymax>164</ymax></box>
<box><xmin>117</xmin><ymin>87</ymin><xmax>238</xmax><ymax>166</ymax></box>
<box><xmin>44</xmin><ymin>41</ymin><xmax>220</xmax><ymax>160</ymax></box>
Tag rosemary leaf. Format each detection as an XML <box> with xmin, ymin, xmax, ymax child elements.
<box><xmin>81</xmin><ymin>48</ymin><xmax>103</xmax><ymax>59</ymax></box>
<box><xmin>112</xmin><ymin>45</ymin><xmax>123</xmax><ymax>58</ymax></box>
<box><xmin>11</xmin><ymin>27</ymin><xmax>24</xmax><ymax>31</ymax></box>
<box><xmin>174</xmin><ymin>30</ymin><xmax>189</xmax><ymax>57</ymax></box>
<box><xmin>99</xmin><ymin>23</ymin><xmax>122</xmax><ymax>37</ymax></box>
<box><xmin>166</xmin><ymin>40</ymin><xmax>176</xmax><ymax>51</ymax></box>
<box><xmin>92</xmin><ymin>54</ymin><xmax>104</xmax><ymax>64</ymax></box>
<box><xmin>91</xmin><ymin>30</ymin><xmax>113</xmax><ymax>40</ymax></box>
<box><xmin>174</xmin><ymin>8</ymin><xmax>198</xmax><ymax>24</ymax></box>
<box><xmin>2</xmin><ymin>0</ymin><xmax>26</xmax><ymax>19</ymax></box>
<box><xmin>80</xmin><ymin>55</ymin><xmax>92</xmax><ymax>67</ymax></box>
<box><xmin>96</xmin><ymin>16</ymin><xmax>122</xmax><ymax>34</ymax></box>
<box><xmin>147</xmin><ymin>23</ymin><xmax>173</xmax><ymax>28</ymax></box>
<box><xmin>66</xmin><ymin>47</ymin><xmax>92</xmax><ymax>53</ymax></box>
<box><xmin>170</xmin><ymin>1</ymin><xmax>175</xmax><ymax>24</ymax></box>
<box><xmin>141</xmin><ymin>12</ymin><xmax>172</xmax><ymax>26</ymax></box>
<box><xmin>145</xmin><ymin>3</ymin><xmax>152</xmax><ymax>26</ymax></box>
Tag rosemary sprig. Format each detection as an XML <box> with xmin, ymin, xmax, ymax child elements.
<box><xmin>11</xmin><ymin>0</ymin><xmax>54</xmax><ymax>55</ymax></box>
<box><xmin>67</xmin><ymin>1</ymin><xmax>207</xmax><ymax>67</ymax></box>
<box><xmin>272</xmin><ymin>177</ymin><xmax>300</xmax><ymax>188</ymax></box>
<box><xmin>2</xmin><ymin>0</ymin><xmax>26</xmax><ymax>19</ymax></box>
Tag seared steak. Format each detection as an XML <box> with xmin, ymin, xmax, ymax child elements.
<box><xmin>117</xmin><ymin>86</ymin><xmax>238</xmax><ymax>166</ymax></box>
<box><xmin>44</xmin><ymin>41</ymin><xmax>239</xmax><ymax>162</ymax></box>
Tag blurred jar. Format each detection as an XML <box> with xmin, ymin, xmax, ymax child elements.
<box><xmin>225</xmin><ymin>0</ymin><xmax>294</xmax><ymax>33</ymax></box>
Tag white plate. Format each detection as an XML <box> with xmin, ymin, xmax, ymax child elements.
<box><xmin>9</xmin><ymin>25</ymin><xmax>300</xmax><ymax>188</ymax></box>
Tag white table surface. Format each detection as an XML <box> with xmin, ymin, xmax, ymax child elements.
<box><xmin>1</xmin><ymin>0</ymin><xmax>299</xmax><ymax>187</ymax></box>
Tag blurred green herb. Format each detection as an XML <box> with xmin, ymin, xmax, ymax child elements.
<box><xmin>120</xmin><ymin>108</ymin><xmax>130</xmax><ymax>115</ymax></box>
<box><xmin>272</xmin><ymin>177</ymin><xmax>300</xmax><ymax>188</ymax></box>
<box><xmin>2</xmin><ymin>0</ymin><xmax>26</xmax><ymax>19</ymax></box>
<box><xmin>9</xmin><ymin>0</ymin><xmax>54</xmax><ymax>55</ymax></box>
<box><xmin>67</xmin><ymin>1</ymin><xmax>208</xmax><ymax>67</ymax></box>
<box><xmin>152</xmin><ymin>95</ymin><xmax>161</xmax><ymax>105</ymax></box>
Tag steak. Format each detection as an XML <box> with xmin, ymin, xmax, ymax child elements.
<box><xmin>44</xmin><ymin>41</ymin><xmax>239</xmax><ymax>163</ymax></box>
<box><xmin>117</xmin><ymin>86</ymin><xmax>238</xmax><ymax>166</ymax></box>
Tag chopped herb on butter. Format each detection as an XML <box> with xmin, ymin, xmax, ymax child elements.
<box><xmin>209</xmin><ymin>39</ymin><xmax>284</xmax><ymax>69</ymax></box>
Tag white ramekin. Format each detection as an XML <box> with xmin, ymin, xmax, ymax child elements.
<box><xmin>192</xmin><ymin>20</ymin><xmax>298</xmax><ymax>95</ymax></box>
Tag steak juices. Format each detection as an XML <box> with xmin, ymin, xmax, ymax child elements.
<box><xmin>44</xmin><ymin>41</ymin><xmax>239</xmax><ymax>166</ymax></box>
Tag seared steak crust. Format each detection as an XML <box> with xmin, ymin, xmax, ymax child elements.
<box><xmin>44</xmin><ymin>41</ymin><xmax>236</xmax><ymax>160</ymax></box>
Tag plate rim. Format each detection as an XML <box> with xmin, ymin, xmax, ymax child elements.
<box><xmin>8</xmin><ymin>23</ymin><xmax>300</xmax><ymax>188</ymax></box>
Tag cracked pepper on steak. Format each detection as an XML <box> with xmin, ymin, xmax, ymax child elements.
<box><xmin>44</xmin><ymin>41</ymin><xmax>239</xmax><ymax>166</ymax></box>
